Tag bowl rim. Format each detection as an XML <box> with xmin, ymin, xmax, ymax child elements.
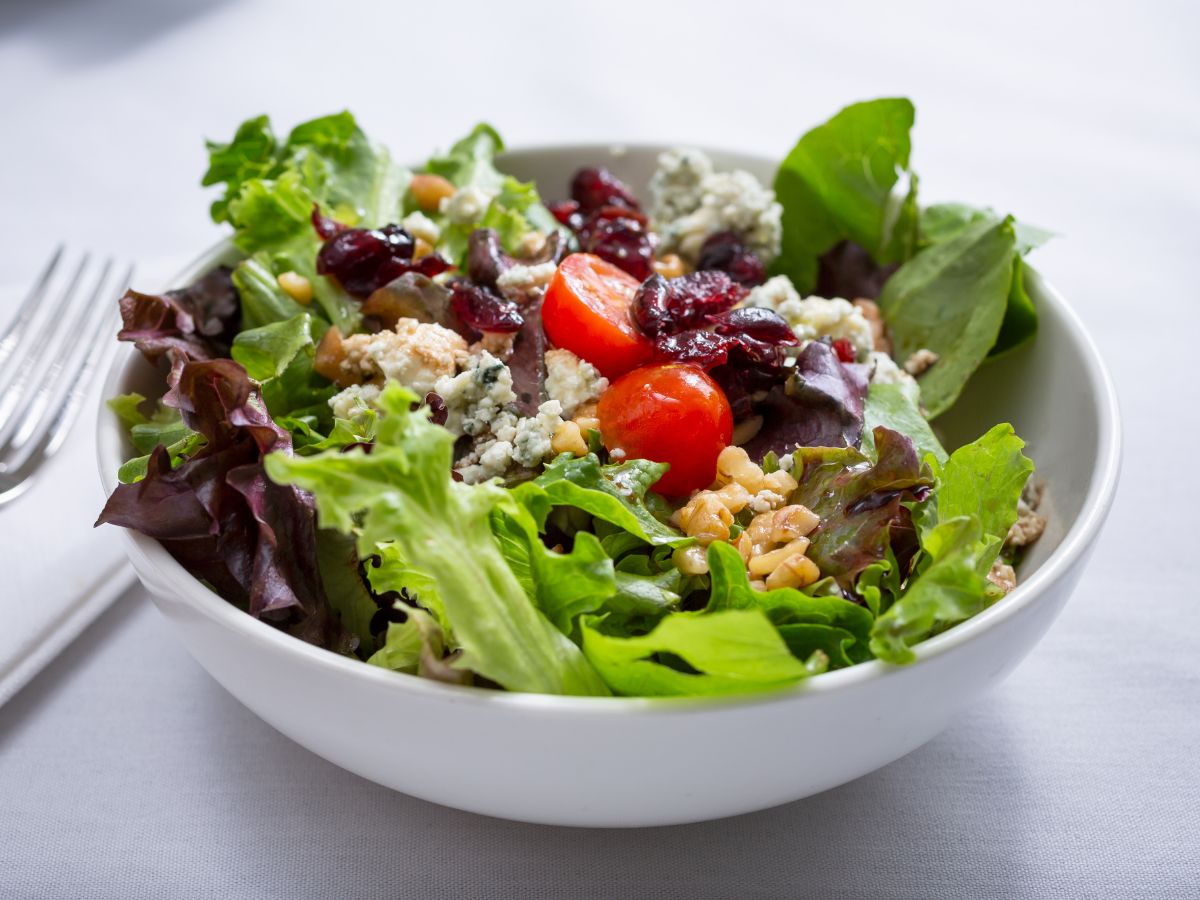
<box><xmin>96</xmin><ymin>143</ymin><xmax>1122</xmax><ymax>715</ymax></box>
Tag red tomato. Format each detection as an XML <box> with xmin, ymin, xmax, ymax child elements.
<box><xmin>598</xmin><ymin>363</ymin><xmax>733</xmax><ymax>497</ymax></box>
<box><xmin>542</xmin><ymin>253</ymin><xmax>653</xmax><ymax>378</ymax></box>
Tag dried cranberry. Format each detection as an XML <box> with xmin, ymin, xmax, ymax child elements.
<box><xmin>697</xmin><ymin>230</ymin><xmax>767</xmax><ymax>286</ymax></box>
<box><xmin>632</xmin><ymin>271</ymin><xmax>746</xmax><ymax>336</ymax></box>
<box><xmin>571</xmin><ymin>167</ymin><xmax>640</xmax><ymax>212</ymax></box>
<box><xmin>832</xmin><ymin>338</ymin><xmax>857</xmax><ymax>363</ymax></box>
<box><xmin>450</xmin><ymin>281</ymin><xmax>523</xmax><ymax>333</ymax></box>
<box><xmin>424</xmin><ymin>391</ymin><xmax>448</xmax><ymax>426</ymax></box>
<box><xmin>711</xmin><ymin>307</ymin><xmax>797</xmax><ymax>346</ymax></box>
<box><xmin>584</xmin><ymin>222</ymin><xmax>655</xmax><ymax>281</ymax></box>
<box><xmin>549</xmin><ymin>200</ymin><xmax>585</xmax><ymax>232</ymax></box>
<box><xmin>653</xmin><ymin>329</ymin><xmax>737</xmax><ymax>369</ymax></box>
<box><xmin>311</xmin><ymin>205</ymin><xmax>346</xmax><ymax>240</ymax></box>
<box><xmin>316</xmin><ymin>223</ymin><xmax>450</xmax><ymax>298</ymax></box>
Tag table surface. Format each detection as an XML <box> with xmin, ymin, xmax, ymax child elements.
<box><xmin>2</xmin><ymin>1</ymin><xmax>1198</xmax><ymax>897</ymax></box>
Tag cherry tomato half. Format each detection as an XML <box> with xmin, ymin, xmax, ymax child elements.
<box><xmin>542</xmin><ymin>253</ymin><xmax>653</xmax><ymax>378</ymax></box>
<box><xmin>598</xmin><ymin>363</ymin><xmax>733</xmax><ymax>497</ymax></box>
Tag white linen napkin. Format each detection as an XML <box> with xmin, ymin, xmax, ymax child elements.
<box><xmin>0</xmin><ymin>262</ymin><xmax>175</xmax><ymax>705</ymax></box>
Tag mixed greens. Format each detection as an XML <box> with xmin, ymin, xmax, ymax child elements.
<box><xmin>98</xmin><ymin>99</ymin><xmax>1048</xmax><ymax>696</ymax></box>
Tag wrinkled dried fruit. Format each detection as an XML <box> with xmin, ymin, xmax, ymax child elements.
<box><xmin>697</xmin><ymin>230</ymin><xmax>767</xmax><ymax>286</ymax></box>
<box><xmin>653</xmin><ymin>329</ymin><xmax>737</xmax><ymax>369</ymax></box>
<box><xmin>571</xmin><ymin>167</ymin><xmax>640</xmax><ymax>212</ymax></box>
<box><xmin>632</xmin><ymin>271</ymin><xmax>746</xmax><ymax>336</ymax></box>
<box><xmin>316</xmin><ymin>222</ymin><xmax>451</xmax><ymax>298</ymax></box>
<box><xmin>711</xmin><ymin>307</ymin><xmax>797</xmax><ymax>346</ymax></box>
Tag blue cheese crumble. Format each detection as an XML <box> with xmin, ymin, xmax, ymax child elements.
<box><xmin>649</xmin><ymin>148</ymin><xmax>782</xmax><ymax>263</ymax></box>
<box><xmin>543</xmin><ymin>348</ymin><xmax>608</xmax><ymax>417</ymax></box>
<box><xmin>744</xmin><ymin>275</ymin><xmax>875</xmax><ymax>360</ymax></box>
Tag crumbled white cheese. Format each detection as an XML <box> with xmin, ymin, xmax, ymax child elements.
<box><xmin>748</xmin><ymin>490</ymin><xmax>786</xmax><ymax>514</ymax></box>
<box><xmin>401</xmin><ymin>211</ymin><xmax>440</xmax><ymax>245</ymax></box>
<box><xmin>439</xmin><ymin>185</ymin><xmax>494</xmax><ymax>225</ymax></box>
<box><xmin>867</xmin><ymin>351</ymin><xmax>920</xmax><ymax>404</ymax></box>
<box><xmin>496</xmin><ymin>261</ymin><xmax>558</xmax><ymax>299</ymax></box>
<box><xmin>744</xmin><ymin>276</ymin><xmax>875</xmax><ymax>359</ymax></box>
<box><xmin>433</xmin><ymin>350</ymin><xmax>517</xmax><ymax>438</ymax></box>
<box><xmin>543</xmin><ymin>348</ymin><xmax>608</xmax><ymax>417</ymax></box>
<box><xmin>328</xmin><ymin>382</ymin><xmax>382</xmax><ymax>420</ymax></box>
<box><xmin>340</xmin><ymin>318</ymin><xmax>466</xmax><ymax>396</ymax></box>
<box><xmin>455</xmin><ymin>401</ymin><xmax>565</xmax><ymax>483</ymax></box>
<box><xmin>512</xmin><ymin>400</ymin><xmax>564</xmax><ymax>468</ymax></box>
<box><xmin>649</xmin><ymin>148</ymin><xmax>782</xmax><ymax>263</ymax></box>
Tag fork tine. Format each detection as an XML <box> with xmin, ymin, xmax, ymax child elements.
<box><xmin>5</xmin><ymin>258</ymin><xmax>116</xmax><ymax>455</ymax></box>
<box><xmin>0</xmin><ymin>267</ymin><xmax>130</xmax><ymax>505</ymax></box>
<box><xmin>0</xmin><ymin>246</ymin><xmax>65</xmax><ymax>393</ymax></box>
<box><xmin>42</xmin><ymin>266</ymin><xmax>133</xmax><ymax>460</ymax></box>
<box><xmin>0</xmin><ymin>253</ymin><xmax>91</xmax><ymax>432</ymax></box>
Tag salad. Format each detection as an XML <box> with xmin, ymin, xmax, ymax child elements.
<box><xmin>98</xmin><ymin>99</ymin><xmax>1048</xmax><ymax>697</ymax></box>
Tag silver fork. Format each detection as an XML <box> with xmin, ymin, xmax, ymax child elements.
<box><xmin>0</xmin><ymin>249</ymin><xmax>133</xmax><ymax>507</ymax></box>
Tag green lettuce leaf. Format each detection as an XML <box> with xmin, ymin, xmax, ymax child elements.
<box><xmin>231</xmin><ymin>312</ymin><xmax>335</xmax><ymax>425</ymax></box>
<box><xmin>264</xmin><ymin>384</ymin><xmax>608</xmax><ymax>696</ymax></box>
<box><xmin>861</xmin><ymin>383</ymin><xmax>948</xmax><ymax>465</ymax></box>
<box><xmin>705</xmin><ymin>541</ymin><xmax>873</xmax><ymax>666</ymax></box>
<box><xmin>534</xmin><ymin>453</ymin><xmax>689</xmax><ymax>547</ymax></box>
<box><xmin>204</xmin><ymin>111</ymin><xmax>408</xmax><ymax>252</ymax></box>
<box><xmin>927</xmin><ymin>422</ymin><xmax>1034</xmax><ymax>555</ymax></box>
<box><xmin>417</xmin><ymin>123</ymin><xmax>565</xmax><ymax>263</ymax></box>
<box><xmin>493</xmin><ymin>481</ymin><xmax>618</xmax><ymax>635</ymax></box>
<box><xmin>580</xmin><ymin>609</ymin><xmax>823</xmax><ymax>697</ymax></box>
<box><xmin>773</xmin><ymin>98</ymin><xmax>919</xmax><ymax>292</ymax></box>
<box><xmin>107</xmin><ymin>393</ymin><xmax>204</xmax><ymax>484</ymax></box>
<box><xmin>877</xmin><ymin>217</ymin><xmax>1017</xmax><ymax>418</ymax></box>
<box><xmin>869</xmin><ymin>516</ymin><xmax>990</xmax><ymax>663</ymax></box>
<box><xmin>868</xmin><ymin>423</ymin><xmax>1034</xmax><ymax>663</ymax></box>
<box><xmin>314</xmin><ymin>529</ymin><xmax>380</xmax><ymax>654</ymax></box>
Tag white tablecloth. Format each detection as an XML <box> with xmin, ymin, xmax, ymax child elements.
<box><xmin>1</xmin><ymin>1</ymin><xmax>1197</xmax><ymax>896</ymax></box>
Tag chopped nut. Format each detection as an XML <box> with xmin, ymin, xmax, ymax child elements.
<box><xmin>653</xmin><ymin>253</ymin><xmax>688</xmax><ymax>279</ymax></box>
<box><xmin>714</xmin><ymin>445</ymin><xmax>765</xmax><ymax>492</ymax></box>
<box><xmin>765</xmin><ymin>554</ymin><xmax>820</xmax><ymax>590</ymax></box>
<box><xmin>1007</xmin><ymin>511</ymin><xmax>1046</xmax><ymax>547</ymax></box>
<box><xmin>762</xmin><ymin>469</ymin><xmax>798</xmax><ymax>497</ymax></box>
<box><xmin>713</xmin><ymin>482</ymin><xmax>752</xmax><ymax>514</ymax></box>
<box><xmin>853</xmin><ymin>298</ymin><xmax>890</xmax><ymax>355</ymax></box>
<box><xmin>550</xmin><ymin>421</ymin><xmax>589</xmax><ymax>457</ymax></box>
<box><xmin>903</xmin><ymin>348</ymin><xmax>940</xmax><ymax>376</ymax></box>
<box><xmin>748</xmin><ymin>539</ymin><xmax>811</xmax><ymax>575</ymax></box>
<box><xmin>770</xmin><ymin>504</ymin><xmax>819</xmax><ymax>543</ymax></box>
<box><xmin>673</xmin><ymin>545</ymin><xmax>709</xmax><ymax>576</ymax></box>
<box><xmin>518</xmin><ymin>230</ymin><xmax>547</xmax><ymax>258</ymax></box>
<box><xmin>988</xmin><ymin>559</ymin><xmax>1017</xmax><ymax>594</ymax></box>
<box><xmin>409</xmin><ymin>173</ymin><xmax>456</xmax><ymax>212</ymax></box>
<box><xmin>277</xmin><ymin>271</ymin><xmax>313</xmax><ymax>305</ymax></box>
<box><xmin>678</xmin><ymin>493</ymin><xmax>734</xmax><ymax>544</ymax></box>
<box><xmin>314</xmin><ymin>326</ymin><xmax>355</xmax><ymax>387</ymax></box>
<box><xmin>413</xmin><ymin>238</ymin><xmax>435</xmax><ymax>260</ymax></box>
<box><xmin>749</xmin><ymin>578</ymin><xmax>768</xmax><ymax>593</ymax></box>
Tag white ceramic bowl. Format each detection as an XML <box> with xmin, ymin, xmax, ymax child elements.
<box><xmin>97</xmin><ymin>145</ymin><xmax>1120</xmax><ymax>827</ymax></box>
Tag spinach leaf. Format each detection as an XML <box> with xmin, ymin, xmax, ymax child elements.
<box><xmin>877</xmin><ymin>217</ymin><xmax>1017</xmax><ymax>418</ymax></box>
<box><xmin>773</xmin><ymin>98</ymin><xmax>919</xmax><ymax>292</ymax></box>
